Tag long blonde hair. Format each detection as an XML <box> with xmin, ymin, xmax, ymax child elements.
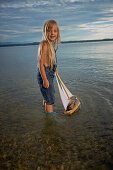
<box><xmin>38</xmin><ymin>20</ymin><xmax>61</xmax><ymax>69</ymax></box>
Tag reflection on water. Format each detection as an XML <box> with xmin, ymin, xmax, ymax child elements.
<box><xmin>0</xmin><ymin>42</ymin><xmax>113</xmax><ymax>169</ymax></box>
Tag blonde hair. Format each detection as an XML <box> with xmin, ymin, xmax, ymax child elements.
<box><xmin>38</xmin><ymin>20</ymin><xmax>61</xmax><ymax>69</ymax></box>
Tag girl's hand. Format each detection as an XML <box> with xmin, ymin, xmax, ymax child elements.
<box><xmin>43</xmin><ymin>79</ymin><xmax>49</xmax><ymax>88</ymax></box>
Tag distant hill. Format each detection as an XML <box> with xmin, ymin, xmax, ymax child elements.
<box><xmin>0</xmin><ymin>42</ymin><xmax>40</xmax><ymax>47</ymax></box>
<box><xmin>0</xmin><ymin>38</ymin><xmax>113</xmax><ymax>47</ymax></box>
<box><xmin>61</xmin><ymin>38</ymin><xmax>113</xmax><ymax>44</ymax></box>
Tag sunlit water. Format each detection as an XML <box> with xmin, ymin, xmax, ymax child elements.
<box><xmin>0</xmin><ymin>41</ymin><xmax>113</xmax><ymax>169</ymax></box>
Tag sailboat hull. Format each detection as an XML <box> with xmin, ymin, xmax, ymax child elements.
<box><xmin>64</xmin><ymin>96</ymin><xmax>80</xmax><ymax>115</ymax></box>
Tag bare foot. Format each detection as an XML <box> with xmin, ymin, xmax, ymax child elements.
<box><xmin>45</xmin><ymin>104</ymin><xmax>53</xmax><ymax>113</ymax></box>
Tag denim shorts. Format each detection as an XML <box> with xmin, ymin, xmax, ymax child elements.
<box><xmin>37</xmin><ymin>65</ymin><xmax>56</xmax><ymax>104</ymax></box>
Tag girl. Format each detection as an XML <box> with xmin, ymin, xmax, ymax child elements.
<box><xmin>37</xmin><ymin>20</ymin><xmax>61</xmax><ymax>114</ymax></box>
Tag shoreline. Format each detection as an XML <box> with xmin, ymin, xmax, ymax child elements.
<box><xmin>0</xmin><ymin>38</ymin><xmax>113</xmax><ymax>47</ymax></box>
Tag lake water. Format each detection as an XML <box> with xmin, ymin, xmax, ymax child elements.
<box><xmin>0</xmin><ymin>41</ymin><xmax>113</xmax><ymax>169</ymax></box>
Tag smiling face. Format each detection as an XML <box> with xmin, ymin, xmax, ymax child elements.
<box><xmin>47</xmin><ymin>24</ymin><xmax>58</xmax><ymax>42</ymax></box>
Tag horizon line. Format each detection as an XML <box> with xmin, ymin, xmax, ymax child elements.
<box><xmin>0</xmin><ymin>38</ymin><xmax>113</xmax><ymax>47</ymax></box>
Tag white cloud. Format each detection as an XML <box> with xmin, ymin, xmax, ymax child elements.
<box><xmin>60</xmin><ymin>25</ymin><xmax>76</xmax><ymax>31</ymax></box>
<box><xmin>0</xmin><ymin>0</ymin><xmax>50</xmax><ymax>8</ymax></box>
<box><xmin>78</xmin><ymin>18</ymin><xmax>113</xmax><ymax>40</ymax></box>
<box><xmin>28</xmin><ymin>28</ymin><xmax>42</xmax><ymax>33</ymax></box>
<box><xmin>0</xmin><ymin>34</ymin><xmax>10</xmax><ymax>40</ymax></box>
<box><xmin>0</xmin><ymin>26</ymin><xmax>42</xmax><ymax>35</ymax></box>
<box><xmin>0</xmin><ymin>0</ymin><xmax>96</xmax><ymax>9</ymax></box>
<box><xmin>62</xmin><ymin>0</ymin><xmax>95</xmax><ymax>2</ymax></box>
<box><xmin>102</xmin><ymin>8</ymin><xmax>113</xmax><ymax>14</ymax></box>
<box><xmin>0</xmin><ymin>30</ymin><xmax>25</xmax><ymax>34</ymax></box>
<box><xmin>0</xmin><ymin>14</ymin><xmax>31</xmax><ymax>19</ymax></box>
<box><xmin>62</xmin><ymin>35</ymin><xmax>79</xmax><ymax>41</ymax></box>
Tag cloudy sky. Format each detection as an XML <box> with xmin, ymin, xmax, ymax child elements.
<box><xmin>0</xmin><ymin>0</ymin><xmax>113</xmax><ymax>43</ymax></box>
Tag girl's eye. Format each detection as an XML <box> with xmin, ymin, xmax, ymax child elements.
<box><xmin>47</xmin><ymin>29</ymin><xmax>57</xmax><ymax>33</ymax></box>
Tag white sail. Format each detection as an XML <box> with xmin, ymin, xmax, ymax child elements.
<box><xmin>60</xmin><ymin>77</ymin><xmax>73</xmax><ymax>98</ymax></box>
<box><xmin>56</xmin><ymin>74</ymin><xmax>73</xmax><ymax>110</ymax></box>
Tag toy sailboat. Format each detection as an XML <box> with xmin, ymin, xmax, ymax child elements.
<box><xmin>56</xmin><ymin>73</ymin><xmax>80</xmax><ymax>115</ymax></box>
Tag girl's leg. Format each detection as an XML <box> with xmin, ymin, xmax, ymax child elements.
<box><xmin>45</xmin><ymin>103</ymin><xmax>53</xmax><ymax>112</ymax></box>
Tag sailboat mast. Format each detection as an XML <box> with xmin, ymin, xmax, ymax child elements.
<box><xmin>56</xmin><ymin>73</ymin><xmax>71</xmax><ymax>103</ymax></box>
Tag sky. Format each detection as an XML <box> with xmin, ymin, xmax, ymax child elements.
<box><xmin>0</xmin><ymin>0</ymin><xmax>113</xmax><ymax>43</ymax></box>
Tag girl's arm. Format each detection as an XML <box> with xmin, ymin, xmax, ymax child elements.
<box><xmin>39</xmin><ymin>43</ymin><xmax>49</xmax><ymax>88</ymax></box>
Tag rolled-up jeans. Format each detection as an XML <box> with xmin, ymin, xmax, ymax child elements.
<box><xmin>37</xmin><ymin>65</ymin><xmax>56</xmax><ymax>104</ymax></box>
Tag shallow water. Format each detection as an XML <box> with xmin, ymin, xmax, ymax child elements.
<box><xmin>0</xmin><ymin>42</ymin><xmax>113</xmax><ymax>169</ymax></box>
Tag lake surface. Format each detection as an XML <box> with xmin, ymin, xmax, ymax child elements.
<box><xmin>0</xmin><ymin>41</ymin><xmax>113</xmax><ymax>169</ymax></box>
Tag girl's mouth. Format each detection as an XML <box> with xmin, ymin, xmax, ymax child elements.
<box><xmin>50</xmin><ymin>36</ymin><xmax>55</xmax><ymax>38</ymax></box>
